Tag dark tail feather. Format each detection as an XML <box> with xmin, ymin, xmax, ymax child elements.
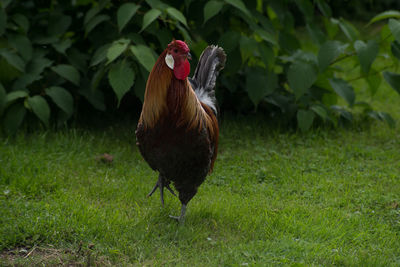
<box><xmin>189</xmin><ymin>45</ymin><xmax>226</xmax><ymax>115</ymax></box>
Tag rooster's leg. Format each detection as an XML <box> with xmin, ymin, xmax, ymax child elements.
<box><xmin>169</xmin><ymin>204</ymin><xmax>187</xmax><ymax>224</ymax></box>
<box><xmin>147</xmin><ymin>174</ymin><xmax>177</xmax><ymax>206</ymax></box>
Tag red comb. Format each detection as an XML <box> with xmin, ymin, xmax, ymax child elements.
<box><xmin>168</xmin><ymin>40</ymin><xmax>189</xmax><ymax>53</ymax></box>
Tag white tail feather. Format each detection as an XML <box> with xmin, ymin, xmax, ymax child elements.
<box><xmin>189</xmin><ymin>45</ymin><xmax>226</xmax><ymax>115</ymax></box>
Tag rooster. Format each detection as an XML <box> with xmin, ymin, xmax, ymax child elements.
<box><xmin>135</xmin><ymin>40</ymin><xmax>226</xmax><ymax>222</ymax></box>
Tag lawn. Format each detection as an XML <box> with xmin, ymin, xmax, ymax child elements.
<box><xmin>1</xmin><ymin>80</ymin><xmax>400</xmax><ymax>266</ymax></box>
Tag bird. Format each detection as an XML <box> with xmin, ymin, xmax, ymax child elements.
<box><xmin>135</xmin><ymin>40</ymin><xmax>226</xmax><ymax>223</ymax></box>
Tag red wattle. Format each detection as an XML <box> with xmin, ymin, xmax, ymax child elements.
<box><xmin>174</xmin><ymin>59</ymin><xmax>190</xmax><ymax>80</ymax></box>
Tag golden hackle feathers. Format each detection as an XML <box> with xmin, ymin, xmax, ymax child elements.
<box><xmin>139</xmin><ymin>50</ymin><xmax>171</xmax><ymax>128</ymax></box>
<box><xmin>140</xmin><ymin>49</ymin><xmax>212</xmax><ymax>134</ymax></box>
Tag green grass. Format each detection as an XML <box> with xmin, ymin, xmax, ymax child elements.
<box><xmin>1</xmin><ymin>87</ymin><xmax>400</xmax><ymax>266</ymax></box>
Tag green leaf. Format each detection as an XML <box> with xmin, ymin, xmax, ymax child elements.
<box><xmin>166</xmin><ymin>7</ymin><xmax>188</xmax><ymax>27</ymax></box>
<box><xmin>204</xmin><ymin>1</ymin><xmax>224</xmax><ymax>24</ymax></box>
<box><xmin>224</xmin><ymin>0</ymin><xmax>250</xmax><ymax>16</ymax></box>
<box><xmin>388</xmin><ymin>19</ymin><xmax>400</xmax><ymax>43</ymax></box>
<box><xmin>258</xmin><ymin>43</ymin><xmax>274</xmax><ymax>69</ymax></box>
<box><xmin>12</xmin><ymin>14</ymin><xmax>29</xmax><ymax>33</ymax></box>
<box><xmin>48</xmin><ymin>15</ymin><xmax>71</xmax><ymax>36</ymax></box>
<box><xmin>3</xmin><ymin>102</ymin><xmax>26</xmax><ymax>135</ymax></box>
<box><xmin>322</xmin><ymin>92</ymin><xmax>337</xmax><ymax>106</ymax></box>
<box><xmin>306</xmin><ymin>23</ymin><xmax>326</xmax><ymax>45</ymax></box>
<box><xmin>52</xmin><ymin>39</ymin><xmax>72</xmax><ymax>55</ymax></box>
<box><xmin>391</xmin><ymin>41</ymin><xmax>400</xmax><ymax>60</ymax></box>
<box><xmin>369</xmin><ymin>10</ymin><xmax>400</xmax><ymax>25</ymax></box>
<box><xmin>107</xmin><ymin>39</ymin><xmax>130</xmax><ymax>64</ymax></box>
<box><xmin>85</xmin><ymin>14</ymin><xmax>109</xmax><ymax>36</ymax></box>
<box><xmin>253</xmin><ymin>11</ymin><xmax>274</xmax><ymax>33</ymax></box>
<box><xmin>281</xmin><ymin>50</ymin><xmax>317</xmax><ymax>64</ymax></box>
<box><xmin>338</xmin><ymin>19</ymin><xmax>359</xmax><ymax>42</ymax></box>
<box><xmin>332</xmin><ymin>105</ymin><xmax>353</xmax><ymax>122</ymax></box>
<box><xmin>84</xmin><ymin>5</ymin><xmax>102</xmax><ymax>25</ymax></box>
<box><xmin>90</xmin><ymin>44</ymin><xmax>110</xmax><ymax>67</ymax></box>
<box><xmin>191</xmin><ymin>40</ymin><xmax>208</xmax><ymax>59</ymax></box>
<box><xmin>224</xmin><ymin>48</ymin><xmax>241</xmax><ymax>75</ymax></box>
<box><xmin>265</xmin><ymin>94</ymin><xmax>291</xmax><ymax>113</ymax></box>
<box><xmin>246</xmin><ymin>67</ymin><xmax>277</xmax><ymax>108</ymax></box>
<box><xmin>45</xmin><ymin>86</ymin><xmax>74</xmax><ymax>117</ymax></box>
<box><xmin>5</xmin><ymin>90</ymin><xmax>28</xmax><ymax>104</ymax></box>
<box><xmin>146</xmin><ymin>0</ymin><xmax>168</xmax><ymax>10</ymax></box>
<box><xmin>354</xmin><ymin>40</ymin><xmax>379</xmax><ymax>74</ymax></box>
<box><xmin>368</xmin><ymin>111</ymin><xmax>396</xmax><ymax>128</ymax></box>
<box><xmin>354</xmin><ymin>101</ymin><xmax>372</xmax><ymax>111</ymax></box>
<box><xmin>8</xmin><ymin>34</ymin><xmax>33</xmax><ymax>61</ymax></box>
<box><xmin>28</xmin><ymin>56</ymin><xmax>53</xmax><ymax>76</ymax></box>
<box><xmin>78</xmin><ymin>87</ymin><xmax>105</xmax><ymax>111</ymax></box>
<box><xmin>51</xmin><ymin>64</ymin><xmax>80</xmax><ymax>86</ymax></box>
<box><xmin>295</xmin><ymin>0</ymin><xmax>314</xmax><ymax>22</ymax></box>
<box><xmin>0</xmin><ymin>49</ymin><xmax>25</xmax><ymax>72</ymax></box>
<box><xmin>297</xmin><ymin>109</ymin><xmax>315</xmax><ymax>132</ymax></box>
<box><xmin>0</xmin><ymin>82</ymin><xmax>6</xmax><ymax>115</ymax></box>
<box><xmin>366</xmin><ymin>72</ymin><xmax>381</xmax><ymax>96</ymax></box>
<box><xmin>0</xmin><ymin>8</ymin><xmax>6</xmax><ymax>36</ymax></box>
<box><xmin>318</xmin><ymin>41</ymin><xmax>348</xmax><ymax>71</ymax></box>
<box><xmin>381</xmin><ymin>24</ymin><xmax>395</xmax><ymax>43</ymax></box>
<box><xmin>315</xmin><ymin>0</ymin><xmax>331</xmax><ymax>17</ymax></box>
<box><xmin>141</xmin><ymin>9</ymin><xmax>162</xmax><ymax>32</ymax></box>
<box><xmin>239</xmin><ymin>36</ymin><xmax>258</xmax><ymax>62</ymax></box>
<box><xmin>176</xmin><ymin>23</ymin><xmax>192</xmax><ymax>43</ymax></box>
<box><xmin>310</xmin><ymin>105</ymin><xmax>328</xmax><ymax>121</ymax></box>
<box><xmin>12</xmin><ymin>73</ymin><xmax>41</xmax><ymax>91</ymax></box>
<box><xmin>51</xmin><ymin>39</ymin><xmax>72</xmax><ymax>55</ymax></box>
<box><xmin>27</xmin><ymin>95</ymin><xmax>50</xmax><ymax>127</ymax></box>
<box><xmin>130</xmin><ymin>45</ymin><xmax>156</xmax><ymax>72</ymax></box>
<box><xmin>324</xmin><ymin>17</ymin><xmax>339</xmax><ymax>39</ymax></box>
<box><xmin>279</xmin><ymin>31</ymin><xmax>300</xmax><ymax>52</ymax></box>
<box><xmin>117</xmin><ymin>3</ymin><xmax>139</xmax><ymax>32</ymax></box>
<box><xmin>126</xmin><ymin>33</ymin><xmax>146</xmax><ymax>45</ymax></box>
<box><xmin>383</xmin><ymin>71</ymin><xmax>400</xmax><ymax>95</ymax></box>
<box><xmin>255</xmin><ymin>29</ymin><xmax>277</xmax><ymax>45</ymax></box>
<box><xmin>329</xmin><ymin>78</ymin><xmax>355</xmax><ymax>106</ymax></box>
<box><xmin>288</xmin><ymin>60</ymin><xmax>317</xmax><ymax>98</ymax></box>
<box><xmin>378</xmin><ymin>112</ymin><xmax>396</xmax><ymax>128</ymax></box>
<box><xmin>33</xmin><ymin>35</ymin><xmax>59</xmax><ymax>45</ymax></box>
<box><xmin>108</xmin><ymin>60</ymin><xmax>135</xmax><ymax>106</ymax></box>
<box><xmin>91</xmin><ymin>67</ymin><xmax>105</xmax><ymax>91</ymax></box>
<box><xmin>67</xmin><ymin>48</ymin><xmax>89</xmax><ymax>73</ymax></box>
<box><xmin>218</xmin><ymin>31</ymin><xmax>240</xmax><ymax>53</ymax></box>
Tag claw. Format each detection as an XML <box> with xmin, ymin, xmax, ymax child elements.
<box><xmin>147</xmin><ymin>183</ymin><xmax>159</xmax><ymax>198</ymax></box>
<box><xmin>147</xmin><ymin>175</ymin><xmax>176</xmax><ymax>206</ymax></box>
<box><xmin>169</xmin><ymin>204</ymin><xmax>187</xmax><ymax>224</ymax></box>
<box><xmin>165</xmin><ymin>183</ymin><xmax>177</xmax><ymax>197</ymax></box>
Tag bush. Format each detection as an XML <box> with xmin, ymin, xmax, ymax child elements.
<box><xmin>0</xmin><ymin>0</ymin><xmax>400</xmax><ymax>134</ymax></box>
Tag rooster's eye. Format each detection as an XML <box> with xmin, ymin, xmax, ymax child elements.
<box><xmin>174</xmin><ymin>49</ymin><xmax>178</xmax><ymax>53</ymax></box>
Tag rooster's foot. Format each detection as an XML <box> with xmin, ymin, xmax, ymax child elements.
<box><xmin>147</xmin><ymin>175</ymin><xmax>176</xmax><ymax>206</ymax></box>
<box><xmin>169</xmin><ymin>204</ymin><xmax>187</xmax><ymax>224</ymax></box>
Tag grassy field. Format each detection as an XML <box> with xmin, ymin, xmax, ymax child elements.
<box><xmin>1</xmin><ymin>80</ymin><xmax>400</xmax><ymax>266</ymax></box>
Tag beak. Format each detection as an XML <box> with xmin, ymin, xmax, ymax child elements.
<box><xmin>187</xmin><ymin>52</ymin><xmax>192</xmax><ymax>60</ymax></box>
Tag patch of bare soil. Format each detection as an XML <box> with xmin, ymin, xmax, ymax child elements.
<box><xmin>0</xmin><ymin>243</ymin><xmax>113</xmax><ymax>266</ymax></box>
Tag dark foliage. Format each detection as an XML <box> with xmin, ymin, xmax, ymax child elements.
<box><xmin>0</xmin><ymin>0</ymin><xmax>399</xmax><ymax>134</ymax></box>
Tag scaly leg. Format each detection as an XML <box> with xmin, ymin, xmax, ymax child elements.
<box><xmin>169</xmin><ymin>204</ymin><xmax>187</xmax><ymax>224</ymax></box>
<box><xmin>147</xmin><ymin>174</ymin><xmax>177</xmax><ymax>206</ymax></box>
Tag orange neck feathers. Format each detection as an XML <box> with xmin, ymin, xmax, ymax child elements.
<box><xmin>140</xmin><ymin>50</ymin><xmax>171</xmax><ymax>128</ymax></box>
<box><xmin>140</xmin><ymin>50</ymin><xmax>206</xmax><ymax>131</ymax></box>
